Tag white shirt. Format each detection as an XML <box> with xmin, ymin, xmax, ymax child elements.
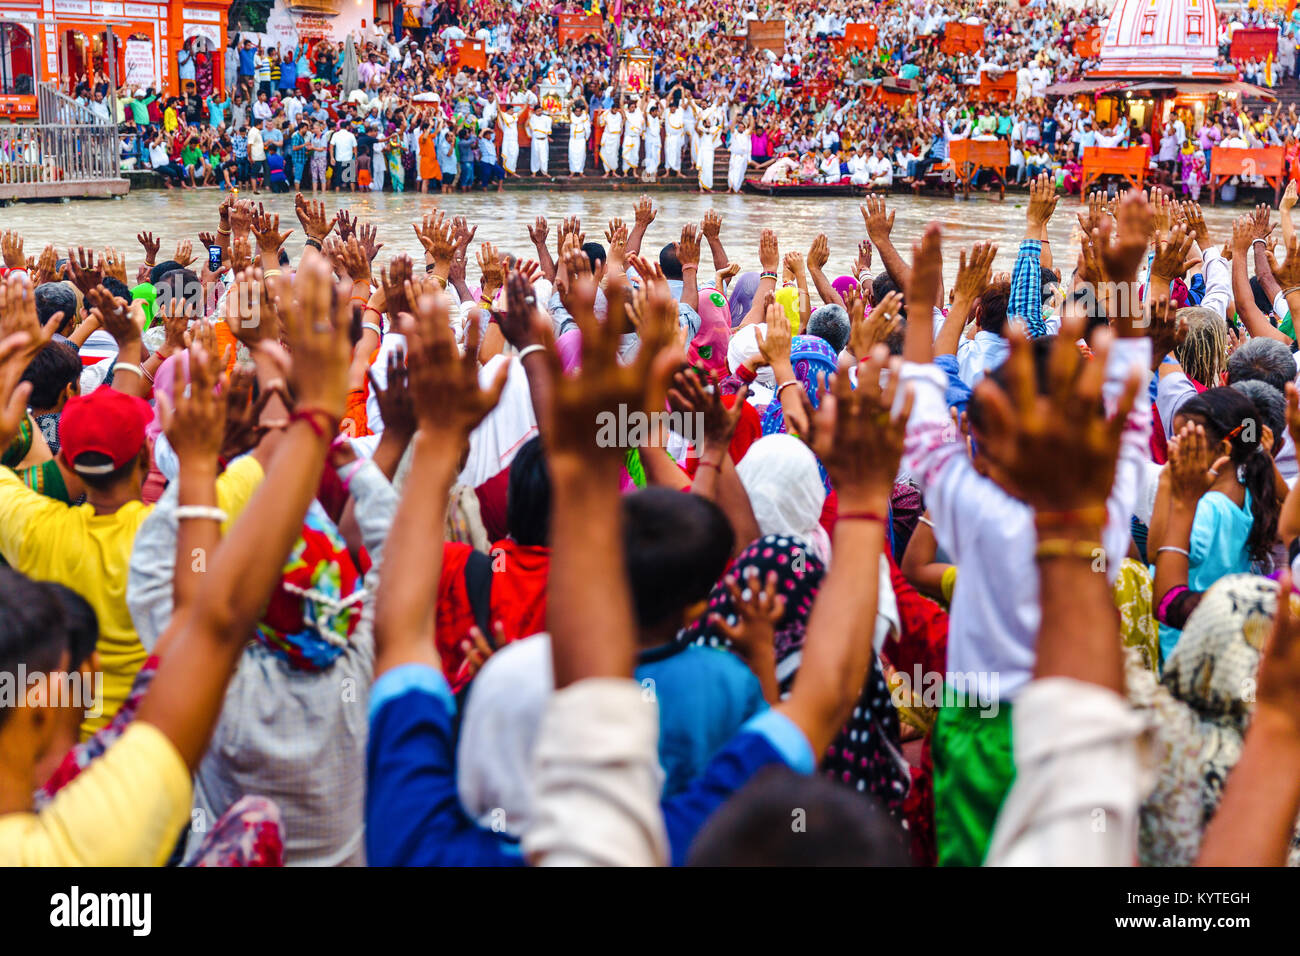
<box><xmin>331</xmin><ymin>128</ymin><xmax>357</xmax><ymax>162</ymax></box>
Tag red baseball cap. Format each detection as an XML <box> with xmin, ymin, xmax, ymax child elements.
<box><xmin>58</xmin><ymin>386</ymin><xmax>153</xmax><ymax>475</ymax></box>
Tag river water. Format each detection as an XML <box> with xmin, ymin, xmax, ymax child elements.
<box><xmin>0</xmin><ymin>188</ymin><xmax>1248</xmax><ymax>284</ymax></box>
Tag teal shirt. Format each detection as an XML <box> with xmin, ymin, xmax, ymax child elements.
<box><xmin>1156</xmin><ymin>488</ymin><xmax>1254</xmax><ymax>664</ymax></box>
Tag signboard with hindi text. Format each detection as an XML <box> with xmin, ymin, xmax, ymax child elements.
<box><xmin>124</xmin><ymin>39</ymin><xmax>155</xmax><ymax>88</ymax></box>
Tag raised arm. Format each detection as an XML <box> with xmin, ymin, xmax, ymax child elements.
<box><xmin>860</xmin><ymin>195</ymin><xmax>911</xmax><ymax>292</ymax></box>
<box><xmin>135</xmin><ymin>252</ymin><xmax>351</xmax><ymax>770</ymax></box>
<box><xmin>372</xmin><ymin>290</ymin><xmax>507</xmax><ymax>678</ymax></box>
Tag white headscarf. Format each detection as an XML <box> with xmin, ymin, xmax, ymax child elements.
<box><xmin>457</xmin><ymin>354</ymin><xmax>539</xmax><ymax>488</ymax></box>
<box><xmin>726</xmin><ymin>322</ymin><xmax>776</xmax><ymax>407</ymax></box>
<box><xmin>735</xmin><ymin>434</ymin><xmax>831</xmax><ymax>563</ymax></box>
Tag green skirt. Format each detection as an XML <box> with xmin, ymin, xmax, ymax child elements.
<box><xmin>932</xmin><ymin>696</ymin><xmax>1015</xmax><ymax>866</ymax></box>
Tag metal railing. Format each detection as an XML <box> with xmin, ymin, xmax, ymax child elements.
<box><xmin>0</xmin><ymin>82</ymin><xmax>122</xmax><ymax>189</ymax></box>
<box><xmin>0</xmin><ymin>123</ymin><xmax>120</xmax><ymax>184</ymax></box>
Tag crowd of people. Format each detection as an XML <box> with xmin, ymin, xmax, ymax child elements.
<box><xmin>2</xmin><ymin>168</ymin><xmax>1300</xmax><ymax>867</ymax></box>
<box><xmin>69</xmin><ymin>0</ymin><xmax>1300</xmax><ymax>197</ymax></box>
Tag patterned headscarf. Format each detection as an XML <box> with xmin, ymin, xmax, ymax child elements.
<box><xmin>678</xmin><ymin>535</ymin><xmax>909</xmax><ymax>817</ymax></box>
<box><xmin>255</xmin><ymin>502</ymin><xmax>366</xmax><ymax>671</ymax></box>
<box><xmin>760</xmin><ymin>335</ymin><xmax>839</xmax><ymax>437</ymax></box>
<box><xmin>690</xmin><ymin>286</ymin><xmax>730</xmax><ymax>376</ymax></box>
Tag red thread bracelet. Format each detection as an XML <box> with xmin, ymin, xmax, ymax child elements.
<box><xmin>696</xmin><ymin>459</ymin><xmax>723</xmax><ymax>472</ymax></box>
<box><xmin>290</xmin><ymin>406</ymin><xmax>340</xmax><ymax>442</ymax></box>
<box><xmin>838</xmin><ymin>510</ymin><xmax>889</xmax><ymax>525</ymax></box>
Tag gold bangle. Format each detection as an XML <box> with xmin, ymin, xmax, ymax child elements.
<box><xmin>262</xmin><ymin>269</ymin><xmax>282</xmax><ymax>278</ymax></box>
<box><xmin>1034</xmin><ymin>538</ymin><xmax>1103</xmax><ymax>562</ymax></box>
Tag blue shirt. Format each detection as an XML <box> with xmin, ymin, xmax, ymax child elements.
<box><xmin>238</xmin><ymin>47</ymin><xmax>255</xmax><ymax>77</ymax></box>
<box><xmin>365</xmin><ymin>664</ymin><xmax>813</xmax><ymax>866</ymax></box>
<box><xmin>635</xmin><ymin>642</ymin><xmax>767</xmax><ymax>797</ymax></box>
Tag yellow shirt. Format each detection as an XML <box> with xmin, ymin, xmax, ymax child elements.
<box><xmin>0</xmin><ymin>722</ymin><xmax>191</xmax><ymax>865</ymax></box>
<box><xmin>0</xmin><ymin>455</ymin><xmax>264</xmax><ymax>737</ymax></box>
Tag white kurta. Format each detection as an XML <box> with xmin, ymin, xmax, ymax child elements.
<box><xmin>599</xmin><ymin>110</ymin><xmax>622</xmax><ymax>172</ymax></box>
<box><xmin>500</xmin><ymin>111</ymin><xmax>520</xmax><ymax>173</ymax></box>
<box><xmin>664</xmin><ymin>108</ymin><xmax>685</xmax><ymax>172</ymax></box>
<box><xmin>528</xmin><ymin>113</ymin><xmax>551</xmax><ymax>175</ymax></box>
<box><xmin>622</xmin><ymin>111</ymin><xmax>643</xmax><ymax>170</ymax></box>
<box><xmin>685</xmin><ymin>107</ymin><xmax>699</xmax><ymax>166</ymax></box>
<box><xmin>697</xmin><ymin>122</ymin><xmax>719</xmax><ymax>190</ymax></box>
<box><xmin>643</xmin><ymin>115</ymin><xmax>662</xmax><ymax>177</ymax></box>
<box><xmin>568</xmin><ymin>113</ymin><xmax>590</xmax><ymax>174</ymax></box>
<box><xmin>727</xmin><ymin>130</ymin><xmax>751</xmax><ymax>192</ymax></box>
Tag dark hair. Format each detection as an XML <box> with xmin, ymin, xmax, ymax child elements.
<box><xmin>1179</xmin><ymin>387</ymin><xmax>1280</xmax><ymax>564</ymax></box>
<box><xmin>506</xmin><ymin>437</ymin><xmax>550</xmax><ymax>547</ymax></box>
<box><xmin>807</xmin><ymin>304</ymin><xmax>850</xmax><ymax>354</ymax></box>
<box><xmin>623</xmin><ymin>488</ymin><xmax>734</xmax><ymax>629</ymax></box>
<box><xmin>1039</xmin><ymin>265</ymin><xmax>1060</xmax><ymax>307</ymax></box>
<box><xmin>658</xmin><ymin>242</ymin><xmax>683</xmax><ymax>281</ymax></box>
<box><xmin>582</xmin><ymin>241</ymin><xmax>607</xmax><ymax>270</ymax></box>
<box><xmin>871</xmin><ymin>272</ymin><xmax>899</xmax><ymax>313</ymax></box>
<box><xmin>0</xmin><ymin>568</ymin><xmax>98</xmax><ymax>729</ymax></box>
<box><xmin>70</xmin><ymin>448</ymin><xmax>145</xmax><ymax>493</ymax></box>
<box><xmin>100</xmin><ymin>275</ymin><xmax>131</xmax><ymax>302</ymax></box>
<box><xmin>1226</xmin><ymin>336</ymin><xmax>1297</xmax><ymax>394</ymax></box>
<box><xmin>35</xmin><ymin>283</ymin><xmax>77</xmax><ymax>335</ymax></box>
<box><xmin>974</xmin><ymin>281</ymin><xmax>1011</xmax><ymax>335</ymax></box>
<box><xmin>149</xmin><ymin>260</ymin><xmax>184</xmax><ymax>285</ymax></box>
<box><xmin>686</xmin><ymin>766</ymin><xmax>911</xmax><ymax>866</ymax></box>
<box><xmin>20</xmin><ymin>340</ymin><xmax>80</xmax><ymax>409</ymax></box>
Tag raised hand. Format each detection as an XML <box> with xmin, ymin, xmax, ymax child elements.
<box><xmin>0</xmin><ymin>230</ymin><xmax>24</xmax><ymax>270</ymax></box>
<box><xmin>173</xmin><ymin>239</ymin><xmax>197</xmax><ymax>269</ymax></box>
<box><xmin>160</xmin><ymin>339</ymin><xmax>226</xmax><ymax>463</ymax></box>
<box><xmin>84</xmin><ymin>284</ymin><xmax>140</xmax><ymax>347</ymax></box>
<box><xmin>1150</xmin><ymin>222</ymin><xmax>1194</xmax><ymax>281</ymax></box>
<box><xmin>1268</xmin><ymin>232</ymin><xmax>1300</xmax><ymax>288</ymax></box>
<box><xmin>66</xmin><ymin>246</ymin><xmax>103</xmax><ymax>295</ymax></box>
<box><xmin>850</xmin><ymin>289</ymin><xmax>903</xmax><ymax>358</ymax></box>
<box><xmin>526</xmin><ymin>215</ymin><xmax>549</xmax><ymax>247</ymax></box>
<box><xmin>667</xmin><ymin>366</ymin><xmax>748</xmax><ymax>448</ymax></box>
<box><xmin>251</xmin><ymin>210</ymin><xmax>292</xmax><ymax>255</ymax></box>
<box><xmin>634</xmin><ymin>194</ymin><xmax>656</xmax><ymax>228</ymax></box>
<box><xmin>378</xmin><ymin>255</ymin><xmax>414</xmax><ymax>325</ymax></box>
<box><xmin>336</xmin><ymin>209</ymin><xmax>358</xmax><ymax>242</ymax></box>
<box><xmin>811</xmin><ymin>345</ymin><xmax>912</xmax><ymax>511</ymax></box>
<box><xmin>678</xmin><ymin>223</ymin><xmax>701</xmax><ymax>270</ymax></box>
<box><xmin>135</xmin><ymin>230</ymin><xmax>162</xmax><ymax>266</ymax></box>
<box><xmin>270</xmin><ymin>251</ymin><xmax>352</xmax><ymax>420</ymax></box>
<box><xmin>294</xmin><ymin>192</ymin><xmax>337</xmax><ymax>242</ymax></box>
<box><xmin>1167</xmin><ymin>421</ymin><xmax>1231</xmax><ymax>509</ymax></box>
<box><xmin>400</xmin><ymin>287</ymin><xmax>507</xmax><ymax>440</ymax></box>
<box><xmin>758</xmin><ymin>228</ymin><xmax>779</xmax><ymax>274</ymax></box>
<box><xmin>971</xmin><ymin>317</ymin><xmax>1142</xmax><ymax>512</ymax></box>
<box><xmin>1025</xmin><ymin>171</ymin><xmax>1058</xmax><ymax>231</ymax></box>
<box><xmin>860</xmin><ymin>194</ymin><xmax>895</xmax><ymax>244</ymax></box>
<box><xmin>368</xmin><ymin>348</ymin><xmax>416</xmax><ymax>441</ymax></box>
<box><xmin>542</xmin><ymin>273</ymin><xmax>677</xmax><ymax>466</ymax></box>
<box><xmin>500</xmin><ymin>266</ymin><xmax>548</xmax><ymax>351</ymax></box>
<box><xmin>701</xmin><ymin>208</ymin><xmax>722</xmax><ymax>241</ymax></box>
<box><xmin>807</xmin><ymin>233</ymin><xmax>830</xmax><ymax>272</ymax></box>
<box><xmin>0</xmin><ymin>272</ymin><xmax>59</xmax><ymax>365</ymax></box>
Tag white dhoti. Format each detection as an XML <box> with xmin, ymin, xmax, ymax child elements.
<box><xmin>568</xmin><ymin>136</ymin><xmax>586</xmax><ymax>175</ymax></box>
<box><xmin>727</xmin><ymin>152</ymin><xmax>747</xmax><ymax>192</ymax></box>
<box><xmin>689</xmin><ymin>130</ymin><xmax>699</xmax><ymax>167</ymax></box>
<box><xmin>644</xmin><ymin>135</ymin><xmax>662</xmax><ymax>177</ymax></box>
<box><xmin>502</xmin><ymin>139</ymin><xmax>519</xmax><ymax>174</ymax></box>
<box><xmin>665</xmin><ymin>133</ymin><xmax>683</xmax><ymax>172</ymax></box>
<box><xmin>599</xmin><ymin>132</ymin><xmax>620</xmax><ymax>173</ymax></box>
<box><xmin>622</xmin><ymin>133</ymin><xmax>640</xmax><ymax>172</ymax></box>
<box><xmin>697</xmin><ymin>137</ymin><xmax>715</xmax><ymax>190</ymax></box>
<box><xmin>531</xmin><ymin>136</ymin><xmax>549</xmax><ymax>175</ymax></box>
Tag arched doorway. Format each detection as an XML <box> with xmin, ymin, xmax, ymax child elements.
<box><xmin>0</xmin><ymin>23</ymin><xmax>36</xmax><ymax>96</ymax></box>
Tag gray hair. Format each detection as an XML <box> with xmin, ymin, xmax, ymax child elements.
<box><xmin>1227</xmin><ymin>336</ymin><xmax>1298</xmax><ymax>394</ymax></box>
<box><xmin>806</xmin><ymin>304</ymin><xmax>850</xmax><ymax>354</ymax></box>
<box><xmin>1230</xmin><ymin>378</ymin><xmax>1286</xmax><ymax>453</ymax></box>
<box><xmin>1175</xmin><ymin>306</ymin><xmax>1229</xmax><ymax>389</ymax></box>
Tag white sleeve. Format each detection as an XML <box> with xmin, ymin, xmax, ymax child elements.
<box><xmin>1102</xmin><ymin>338</ymin><xmax>1152</xmax><ymax>584</ymax></box>
<box><xmin>1155</xmin><ymin>368</ymin><xmax>1196</xmax><ymax>440</ymax></box>
<box><xmin>523</xmin><ymin>678</ymin><xmax>668</xmax><ymax>867</ymax></box>
<box><xmin>985</xmin><ymin>678</ymin><xmax>1148</xmax><ymax>866</ymax></box>
<box><xmin>1198</xmin><ymin>247</ymin><xmax>1232</xmax><ymax>322</ymax></box>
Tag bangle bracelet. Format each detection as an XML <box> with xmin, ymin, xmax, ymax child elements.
<box><xmin>263</xmin><ymin>269</ymin><xmax>282</xmax><ymax>278</ymax></box>
<box><xmin>775</xmin><ymin>379</ymin><xmax>799</xmax><ymax>399</ymax></box>
<box><xmin>218</xmin><ymin>226</ymin><xmax>231</xmax><ymax>235</ymax></box>
<box><xmin>112</xmin><ymin>362</ymin><xmax>146</xmax><ymax>379</ymax></box>
<box><xmin>1034</xmin><ymin>538</ymin><xmax>1102</xmax><ymax>561</ymax></box>
<box><xmin>304</xmin><ymin>238</ymin><xmax>322</xmax><ymax>250</ymax></box>
<box><xmin>517</xmin><ymin>343</ymin><xmax>546</xmax><ymax>360</ymax></box>
<box><xmin>175</xmin><ymin>505</ymin><xmax>228</xmax><ymax>523</ymax></box>
<box><xmin>1156</xmin><ymin>584</ymin><xmax>1190</xmax><ymax>624</ymax></box>
<box><xmin>1156</xmin><ymin>545</ymin><xmax>1191</xmax><ymax>558</ymax></box>
<box><xmin>760</xmin><ymin>271</ymin><xmax>779</xmax><ymax>281</ymax></box>
<box><xmin>361</xmin><ymin>321</ymin><xmax>383</xmax><ymax>337</ymax></box>
<box><xmin>350</xmin><ymin>295</ymin><xmax>369</xmax><ymax>305</ymax></box>
<box><xmin>839</xmin><ymin>510</ymin><xmax>888</xmax><ymax>524</ymax></box>
<box><xmin>1284</xmin><ymin>285</ymin><xmax>1300</xmax><ymax>298</ymax></box>
<box><xmin>290</xmin><ymin>406</ymin><xmax>340</xmax><ymax>442</ymax></box>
